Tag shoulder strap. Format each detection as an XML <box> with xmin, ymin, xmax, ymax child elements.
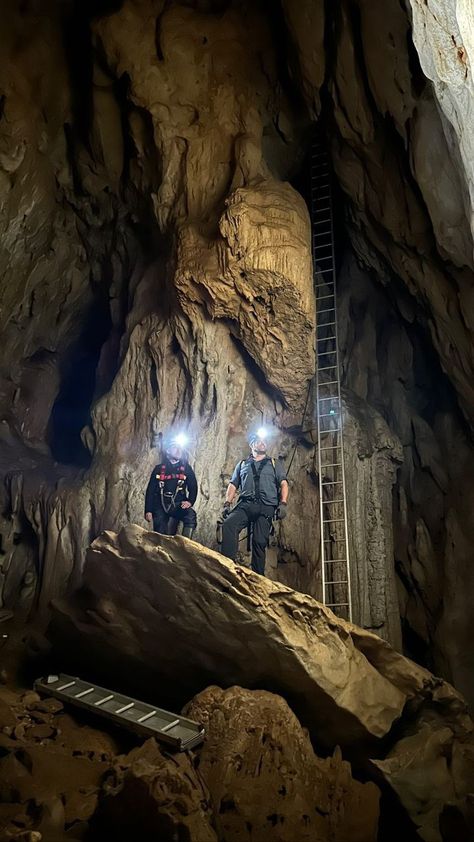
<box><xmin>249</xmin><ymin>458</ymin><xmax>270</xmax><ymax>501</ymax></box>
<box><xmin>270</xmin><ymin>457</ymin><xmax>281</xmax><ymax>499</ymax></box>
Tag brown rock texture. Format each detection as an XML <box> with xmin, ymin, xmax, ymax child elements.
<box><xmin>52</xmin><ymin>524</ymin><xmax>474</xmax><ymax>841</ymax></box>
<box><xmin>0</xmin><ymin>0</ymin><xmax>474</xmax><ymax>743</ymax></box>
<box><xmin>0</xmin><ymin>678</ymin><xmax>380</xmax><ymax>841</ymax></box>
<box><xmin>0</xmin><ymin>684</ymin><xmax>117</xmax><ymax>840</ymax></box>
<box><xmin>96</xmin><ymin>739</ymin><xmax>217</xmax><ymax>842</ymax></box>
<box><xmin>184</xmin><ymin>685</ymin><xmax>380</xmax><ymax>842</ymax></box>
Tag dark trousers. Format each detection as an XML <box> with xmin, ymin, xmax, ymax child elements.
<box><xmin>221</xmin><ymin>501</ymin><xmax>275</xmax><ymax>575</ymax></box>
<box><xmin>153</xmin><ymin>505</ymin><xmax>197</xmax><ymax>535</ymax></box>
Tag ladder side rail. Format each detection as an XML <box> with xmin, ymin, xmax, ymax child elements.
<box><xmin>311</xmin><ymin>139</ymin><xmax>352</xmax><ymax>621</ymax></box>
<box><xmin>326</xmin><ymin>176</ymin><xmax>353</xmax><ymax>623</ymax></box>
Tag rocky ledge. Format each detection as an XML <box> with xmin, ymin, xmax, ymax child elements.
<box><xmin>47</xmin><ymin>524</ymin><xmax>474</xmax><ymax>841</ymax></box>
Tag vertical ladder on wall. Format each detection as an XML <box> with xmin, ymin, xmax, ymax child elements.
<box><xmin>310</xmin><ymin>134</ymin><xmax>353</xmax><ymax>622</ymax></box>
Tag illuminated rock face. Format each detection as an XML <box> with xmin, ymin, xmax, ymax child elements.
<box><xmin>0</xmin><ymin>0</ymin><xmax>474</xmax><ymax>708</ymax></box>
<box><xmin>52</xmin><ymin>524</ymin><xmax>474</xmax><ymax>842</ymax></box>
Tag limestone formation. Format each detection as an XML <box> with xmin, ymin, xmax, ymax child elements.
<box><xmin>0</xmin><ymin>0</ymin><xmax>474</xmax><ymax>789</ymax></box>
<box><xmin>96</xmin><ymin>739</ymin><xmax>217</xmax><ymax>842</ymax></box>
<box><xmin>184</xmin><ymin>685</ymin><xmax>380</xmax><ymax>842</ymax></box>
<box><xmin>52</xmin><ymin>525</ymin><xmax>474</xmax><ymax>841</ymax></box>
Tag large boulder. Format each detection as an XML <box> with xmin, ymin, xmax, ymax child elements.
<box><xmin>184</xmin><ymin>685</ymin><xmax>380</xmax><ymax>842</ymax></box>
<box><xmin>52</xmin><ymin>524</ymin><xmax>474</xmax><ymax>841</ymax></box>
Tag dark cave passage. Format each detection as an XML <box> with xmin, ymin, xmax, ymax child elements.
<box><xmin>48</xmin><ymin>299</ymin><xmax>112</xmax><ymax>467</ymax></box>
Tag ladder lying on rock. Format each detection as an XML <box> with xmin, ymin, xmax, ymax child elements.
<box><xmin>311</xmin><ymin>134</ymin><xmax>353</xmax><ymax>622</ymax></box>
<box><xmin>34</xmin><ymin>673</ymin><xmax>205</xmax><ymax>751</ymax></box>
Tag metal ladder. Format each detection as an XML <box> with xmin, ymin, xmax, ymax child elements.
<box><xmin>34</xmin><ymin>673</ymin><xmax>205</xmax><ymax>751</ymax></box>
<box><xmin>311</xmin><ymin>134</ymin><xmax>353</xmax><ymax>622</ymax></box>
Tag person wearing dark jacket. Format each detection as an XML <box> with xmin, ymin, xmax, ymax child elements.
<box><xmin>220</xmin><ymin>428</ymin><xmax>288</xmax><ymax>575</ymax></box>
<box><xmin>145</xmin><ymin>436</ymin><xmax>198</xmax><ymax>538</ymax></box>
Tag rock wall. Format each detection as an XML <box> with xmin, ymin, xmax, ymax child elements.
<box><xmin>0</xmin><ymin>0</ymin><xmax>474</xmax><ymax>710</ymax></box>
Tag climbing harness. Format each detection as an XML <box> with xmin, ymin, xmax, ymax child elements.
<box><xmin>157</xmin><ymin>462</ymin><xmax>187</xmax><ymax>514</ymax></box>
<box><xmin>216</xmin><ymin>457</ymin><xmax>279</xmax><ymax>550</ymax></box>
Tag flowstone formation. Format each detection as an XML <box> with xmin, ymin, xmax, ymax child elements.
<box><xmin>0</xmin><ymin>0</ymin><xmax>474</xmax><ymax>733</ymax></box>
<box><xmin>49</xmin><ymin>525</ymin><xmax>474</xmax><ymax>842</ymax></box>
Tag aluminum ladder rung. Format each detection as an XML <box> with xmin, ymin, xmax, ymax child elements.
<box><xmin>322</xmin><ymin>499</ymin><xmax>345</xmax><ymax>504</ymax></box>
<box><xmin>75</xmin><ymin>687</ymin><xmax>95</xmax><ymax>699</ymax></box>
<box><xmin>322</xmin><ymin>518</ymin><xmax>346</xmax><ymax>524</ymax></box>
<box><xmin>34</xmin><ymin>673</ymin><xmax>205</xmax><ymax>752</ymax></box>
<box><xmin>321</xmin><ymin>462</ymin><xmax>343</xmax><ymax>468</ymax></box>
<box><xmin>315</xmin><ymin>284</ymin><xmax>334</xmax><ymax>291</ymax></box>
<box><xmin>315</xmin><ymin>272</ymin><xmax>334</xmax><ymax>281</ymax></box>
<box><xmin>161</xmin><ymin>718</ymin><xmax>180</xmax><ymax>733</ymax></box>
<box><xmin>325</xmin><ymin>580</ymin><xmax>349</xmax><ymax>586</ymax></box>
<box><xmin>321</xmin><ymin>480</ymin><xmax>343</xmax><ymax>486</ymax></box>
<box><xmin>323</xmin><ymin>558</ymin><xmax>348</xmax><ymax>563</ymax></box>
<box><xmin>95</xmin><ymin>694</ymin><xmax>114</xmax><ymax>706</ymax></box>
<box><xmin>116</xmin><ymin>702</ymin><xmax>135</xmax><ymax>714</ymax></box>
<box><xmin>318</xmin><ymin>381</ymin><xmax>338</xmax><ymax>387</ymax></box>
<box><xmin>138</xmin><ymin>710</ymin><xmax>157</xmax><ymax>723</ymax></box>
<box><xmin>57</xmin><ymin>680</ymin><xmax>76</xmax><ymax>691</ymax></box>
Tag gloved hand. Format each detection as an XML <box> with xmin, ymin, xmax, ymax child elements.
<box><xmin>276</xmin><ymin>502</ymin><xmax>287</xmax><ymax>521</ymax></box>
<box><xmin>221</xmin><ymin>502</ymin><xmax>231</xmax><ymax>520</ymax></box>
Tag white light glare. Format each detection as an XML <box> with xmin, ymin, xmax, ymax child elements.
<box><xmin>174</xmin><ymin>433</ymin><xmax>188</xmax><ymax>447</ymax></box>
<box><xmin>256</xmin><ymin>427</ymin><xmax>268</xmax><ymax>440</ymax></box>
